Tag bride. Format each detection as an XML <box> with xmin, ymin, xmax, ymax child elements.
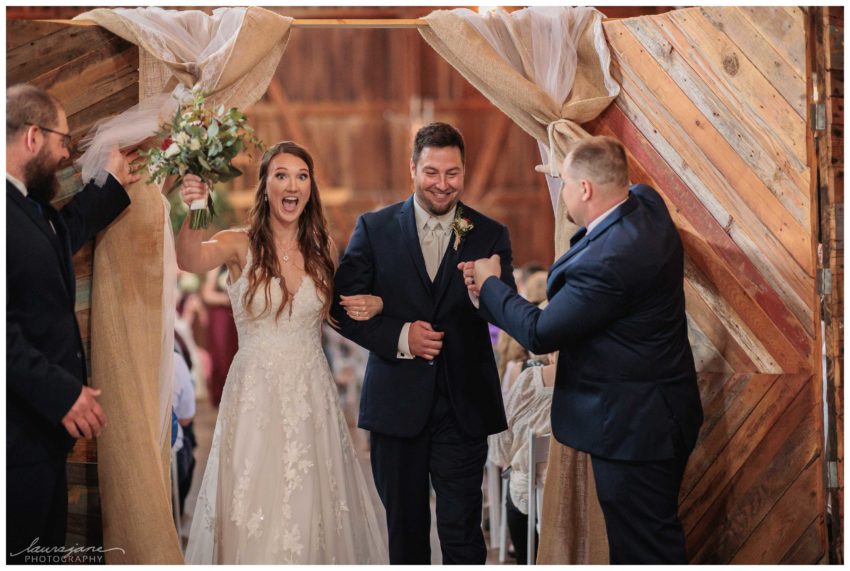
<box><xmin>178</xmin><ymin>141</ymin><xmax>388</xmax><ymax>563</ymax></box>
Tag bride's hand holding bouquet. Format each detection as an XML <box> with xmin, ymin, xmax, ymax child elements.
<box><xmin>142</xmin><ymin>87</ymin><xmax>263</xmax><ymax>229</ymax></box>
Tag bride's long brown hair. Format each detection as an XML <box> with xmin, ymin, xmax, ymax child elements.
<box><xmin>243</xmin><ymin>141</ymin><xmax>335</xmax><ymax>322</ymax></box>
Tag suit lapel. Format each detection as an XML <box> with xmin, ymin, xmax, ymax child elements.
<box><xmin>432</xmin><ymin>231</ymin><xmax>457</xmax><ymax>309</ymax></box>
<box><xmin>432</xmin><ymin>200</ymin><xmax>470</xmax><ymax>309</ymax></box>
<box><xmin>398</xmin><ymin>196</ymin><xmax>433</xmax><ymax>292</ymax></box>
<box><xmin>7</xmin><ymin>185</ymin><xmax>73</xmax><ymax>294</ymax></box>
<box><xmin>586</xmin><ymin>192</ymin><xmax>638</xmax><ymax>242</ymax></box>
<box><xmin>547</xmin><ymin>192</ymin><xmax>640</xmax><ymax>292</ymax></box>
<box><xmin>43</xmin><ymin>206</ymin><xmax>75</xmax><ymax>293</ymax></box>
<box><xmin>549</xmin><ymin>193</ymin><xmax>639</xmax><ymax>275</ymax></box>
<box><xmin>549</xmin><ymin>235</ymin><xmax>589</xmax><ymax>278</ymax></box>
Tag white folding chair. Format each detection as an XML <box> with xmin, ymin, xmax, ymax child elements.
<box><xmin>498</xmin><ymin>473</ymin><xmax>509</xmax><ymax>562</ymax></box>
<box><xmin>527</xmin><ymin>432</ymin><xmax>551</xmax><ymax>565</ymax></box>
<box><xmin>171</xmin><ymin>447</ymin><xmax>184</xmax><ymax>552</ymax></box>
<box><xmin>485</xmin><ymin>460</ymin><xmax>502</xmax><ymax>550</ymax></box>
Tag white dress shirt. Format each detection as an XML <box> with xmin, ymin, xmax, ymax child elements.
<box><xmin>8</xmin><ymin>172</ymin><xmax>56</xmax><ymax>234</ymax></box>
<box><xmin>585</xmin><ymin>196</ymin><xmax>629</xmax><ymax>234</ymax></box>
<box><xmin>7</xmin><ymin>173</ymin><xmax>28</xmax><ymax>197</ymax></box>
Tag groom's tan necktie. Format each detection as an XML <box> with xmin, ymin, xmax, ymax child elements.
<box><xmin>422</xmin><ymin>219</ymin><xmax>444</xmax><ymax>281</ymax></box>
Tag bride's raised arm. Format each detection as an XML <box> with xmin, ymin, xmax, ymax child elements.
<box><xmin>175</xmin><ymin>174</ymin><xmax>245</xmax><ymax>274</ymax></box>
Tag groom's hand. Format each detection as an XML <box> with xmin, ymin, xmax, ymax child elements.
<box><xmin>408</xmin><ymin>321</ymin><xmax>444</xmax><ymax>361</ymax></box>
<box><xmin>458</xmin><ymin>261</ymin><xmax>480</xmax><ymax>296</ymax></box>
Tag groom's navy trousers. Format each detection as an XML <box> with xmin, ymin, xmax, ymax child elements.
<box><xmin>370</xmin><ymin>388</ymin><xmax>488</xmax><ymax>564</ymax></box>
<box><xmin>333</xmin><ymin>196</ymin><xmax>514</xmax><ymax>564</ymax></box>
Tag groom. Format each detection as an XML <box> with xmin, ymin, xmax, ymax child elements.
<box><xmin>332</xmin><ymin>122</ymin><xmax>515</xmax><ymax>564</ymax></box>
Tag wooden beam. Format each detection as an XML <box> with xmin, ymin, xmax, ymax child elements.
<box><xmin>43</xmin><ymin>17</ymin><xmax>428</xmax><ymax>28</ymax></box>
<box><xmin>464</xmin><ymin>113</ymin><xmax>512</xmax><ymax>202</ymax></box>
<box><xmin>293</xmin><ymin>18</ymin><xmax>425</xmax><ymax>28</ymax></box>
<box><xmin>248</xmin><ymin>98</ymin><xmax>495</xmax><ymax>115</ymax></box>
<box><xmin>266</xmin><ymin>78</ymin><xmax>311</xmax><ymax>150</ymax></box>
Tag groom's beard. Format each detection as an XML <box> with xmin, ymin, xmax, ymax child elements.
<box><xmin>23</xmin><ymin>148</ymin><xmax>61</xmax><ymax>204</ymax></box>
<box><xmin>414</xmin><ymin>184</ymin><xmax>460</xmax><ymax>217</ymax></box>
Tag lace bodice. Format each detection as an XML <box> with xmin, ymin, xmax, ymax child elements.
<box><xmin>227</xmin><ymin>250</ymin><xmax>324</xmax><ymax>352</ymax></box>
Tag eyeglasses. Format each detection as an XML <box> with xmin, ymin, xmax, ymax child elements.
<box><xmin>24</xmin><ymin>122</ymin><xmax>72</xmax><ymax>149</ymax></box>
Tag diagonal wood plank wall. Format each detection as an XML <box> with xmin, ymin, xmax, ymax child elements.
<box><xmin>589</xmin><ymin>6</ymin><xmax>828</xmax><ymax>563</ymax></box>
<box><xmin>6</xmin><ymin>20</ymin><xmax>140</xmax><ymax>552</ymax></box>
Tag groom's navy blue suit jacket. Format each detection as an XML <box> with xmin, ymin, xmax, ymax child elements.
<box><xmin>332</xmin><ymin>196</ymin><xmax>515</xmax><ymax>439</ymax></box>
<box><xmin>479</xmin><ymin>184</ymin><xmax>703</xmax><ymax>461</ymax></box>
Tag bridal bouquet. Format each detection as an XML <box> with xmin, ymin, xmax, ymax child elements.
<box><xmin>142</xmin><ymin>87</ymin><xmax>264</xmax><ymax>229</ymax></box>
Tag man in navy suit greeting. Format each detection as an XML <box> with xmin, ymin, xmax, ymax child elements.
<box><xmin>462</xmin><ymin>136</ymin><xmax>703</xmax><ymax>564</ymax></box>
<box><xmin>6</xmin><ymin>84</ymin><xmax>138</xmax><ymax>562</ymax></box>
<box><xmin>332</xmin><ymin>123</ymin><xmax>515</xmax><ymax>564</ymax></box>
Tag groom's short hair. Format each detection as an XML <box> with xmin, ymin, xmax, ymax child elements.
<box><xmin>412</xmin><ymin>122</ymin><xmax>465</xmax><ymax>165</ymax></box>
<box><xmin>6</xmin><ymin>84</ymin><xmax>63</xmax><ymax>143</ymax></box>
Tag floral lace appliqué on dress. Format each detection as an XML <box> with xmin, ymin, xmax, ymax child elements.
<box><xmin>185</xmin><ymin>250</ymin><xmax>388</xmax><ymax>563</ymax></box>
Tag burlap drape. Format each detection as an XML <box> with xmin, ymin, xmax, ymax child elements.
<box><xmin>73</xmin><ymin>7</ymin><xmax>292</xmax><ymax>563</ymax></box>
<box><xmin>420</xmin><ymin>7</ymin><xmax>618</xmax><ymax>254</ymax></box>
<box><xmin>420</xmin><ymin>8</ymin><xmax>618</xmax><ymax>563</ymax></box>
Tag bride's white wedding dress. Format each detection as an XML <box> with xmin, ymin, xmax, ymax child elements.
<box><xmin>185</xmin><ymin>251</ymin><xmax>388</xmax><ymax>563</ymax></box>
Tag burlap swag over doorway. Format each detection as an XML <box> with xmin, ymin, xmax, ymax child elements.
<box><xmin>72</xmin><ymin>6</ymin><xmax>616</xmax><ymax>564</ymax></box>
<box><xmin>420</xmin><ymin>7</ymin><xmax>618</xmax><ymax>563</ymax></box>
<box><xmin>72</xmin><ymin>7</ymin><xmax>292</xmax><ymax>563</ymax></box>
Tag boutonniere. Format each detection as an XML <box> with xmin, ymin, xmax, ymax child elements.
<box><xmin>450</xmin><ymin>206</ymin><xmax>474</xmax><ymax>251</ymax></box>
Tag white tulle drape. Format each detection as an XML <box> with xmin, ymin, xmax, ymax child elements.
<box><xmin>76</xmin><ymin>8</ymin><xmax>249</xmax><ymax>186</ymax></box>
<box><xmin>420</xmin><ymin>7</ymin><xmax>620</xmax><ymax>563</ymax></box>
<box><xmin>68</xmin><ymin>7</ymin><xmax>292</xmax><ymax>562</ymax></box>
<box><xmin>455</xmin><ymin>6</ymin><xmax>619</xmax><ymax>212</ymax></box>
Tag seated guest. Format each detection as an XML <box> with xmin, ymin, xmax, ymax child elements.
<box><xmin>489</xmin><ymin>335</ymin><xmax>556</xmax><ymax>564</ymax></box>
<box><xmin>523</xmin><ymin>270</ymin><xmax>548</xmax><ymax>306</ymax></box>
<box><xmin>172</xmin><ymin>346</ymin><xmax>196</xmax><ymax>515</ymax></box>
<box><xmin>496</xmin><ymin>332</ymin><xmax>529</xmax><ymax>388</ymax></box>
<box><xmin>495</xmin><ymin>271</ymin><xmax>547</xmax><ymax>389</ymax></box>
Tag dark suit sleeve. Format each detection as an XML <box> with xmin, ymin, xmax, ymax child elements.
<box><xmin>494</xmin><ymin>224</ymin><xmax>517</xmax><ymax>291</ymax></box>
<box><xmin>331</xmin><ymin>215</ymin><xmax>406</xmax><ymax>360</ymax></box>
<box><xmin>60</xmin><ymin>173</ymin><xmax>131</xmax><ymax>254</ymax></box>
<box><xmin>6</xmin><ymin>295</ymin><xmax>82</xmax><ymax>425</ymax></box>
<box><xmin>478</xmin><ymin>259</ymin><xmax>626</xmax><ymax>354</ymax></box>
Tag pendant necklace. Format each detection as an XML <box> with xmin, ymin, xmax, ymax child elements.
<box><xmin>282</xmin><ymin>241</ymin><xmax>298</xmax><ymax>264</ymax></box>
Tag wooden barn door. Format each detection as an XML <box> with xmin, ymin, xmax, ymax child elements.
<box><xmin>6</xmin><ymin>20</ymin><xmax>139</xmax><ymax>553</ymax></box>
<box><xmin>589</xmin><ymin>7</ymin><xmax>831</xmax><ymax>563</ymax></box>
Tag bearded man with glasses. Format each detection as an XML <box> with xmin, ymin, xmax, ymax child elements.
<box><xmin>6</xmin><ymin>83</ymin><xmax>140</xmax><ymax>563</ymax></box>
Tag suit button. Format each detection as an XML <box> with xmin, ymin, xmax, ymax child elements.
<box><xmin>76</xmin><ymin>351</ymin><xmax>83</xmax><ymax>359</ymax></box>
<box><xmin>428</xmin><ymin>361</ymin><xmax>435</xmax><ymax>366</ymax></box>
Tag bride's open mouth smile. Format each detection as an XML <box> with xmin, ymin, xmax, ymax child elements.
<box><xmin>282</xmin><ymin>196</ymin><xmax>300</xmax><ymax>212</ymax></box>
